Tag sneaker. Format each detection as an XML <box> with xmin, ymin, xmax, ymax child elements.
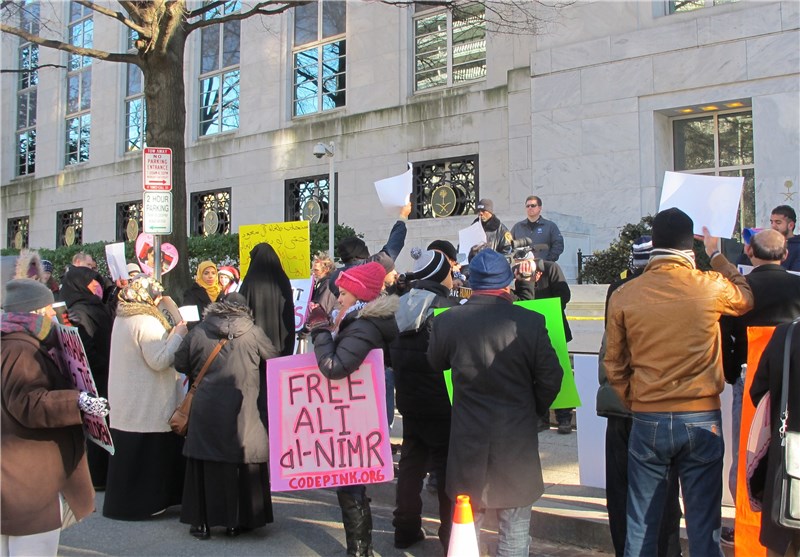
<box><xmin>720</xmin><ymin>526</ymin><xmax>734</xmax><ymax>547</ymax></box>
<box><xmin>557</xmin><ymin>422</ymin><xmax>572</xmax><ymax>434</ymax></box>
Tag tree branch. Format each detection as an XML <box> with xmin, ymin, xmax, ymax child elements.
<box><xmin>74</xmin><ymin>0</ymin><xmax>149</xmax><ymax>36</ymax></box>
<box><xmin>185</xmin><ymin>1</ymin><xmax>307</xmax><ymax>33</ymax></box>
<box><xmin>186</xmin><ymin>0</ymin><xmax>227</xmax><ymax>19</ymax></box>
<box><xmin>0</xmin><ymin>24</ymin><xmax>140</xmax><ymax>66</ymax></box>
<box><xmin>1</xmin><ymin>63</ymin><xmax>65</xmax><ymax>73</ymax></box>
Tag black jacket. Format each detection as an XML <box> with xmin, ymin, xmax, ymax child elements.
<box><xmin>174</xmin><ymin>300</ymin><xmax>278</xmax><ymax>464</ymax></box>
<box><xmin>749</xmin><ymin>320</ymin><xmax>800</xmax><ymax>554</ymax></box>
<box><xmin>182</xmin><ymin>283</ymin><xmax>214</xmax><ymax>323</ymax></box>
<box><xmin>427</xmin><ymin>294</ymin><xmax>562</xmax><ymax>509</ymax></box>
<box><xmin>311</xmin><ymin>296</ymin><xmax>399</xmax><ymax>380</ymax></box>
<box><xmin>390</xmin><ymin>281</ymin><xmax>457</xmax><ymax>419</ymax></box>
<box><xmin>472</xmin><ymin>215</ymin><xmax>511</xmax><ymax>254</ymax></box>
<box><xmin>535</xmin><ymin>260</ymin><xmax>572</xmax><ymax>343</ymax></box>
<box><xmin>721</xmin><ymin>264</ymin><xmax>800</xmax><ymax>383</ymax></box>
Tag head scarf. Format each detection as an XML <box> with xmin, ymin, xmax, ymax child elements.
<box><xmin>195</xmin><ymin>260</ymin><xmax>221</xmax><ymax>303</ymax></box>
<box><xmin>239</xmin><ymin>243</ymin><xmax>295</xmax><ymax>356</ymax></box>
<box><xmin>118</xmin><ymin>275</ymin><xmax>165</xmax><ymax>306</ymax></box>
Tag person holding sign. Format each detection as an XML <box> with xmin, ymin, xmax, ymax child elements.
<box><xmin>104</xmin><ymin>276</ymin><xmax>188</xmax><ymax>521</ymax></box>
<box><xmin>426</xmin><ymin>249</ymin><xmax>563</xmax><ymax>556</ymax></box>
<box><xmin>182</xmin><ymin>261</ymin><xmax>221</xmax><ymax>323</ymax></box>
<box><xmin>1</xmin><ymin>279</ymin><xmax>108</xmax><ymax>557</ymax></box>
<box><xmin>174</xmin><ymin>293</ymin><xmax>278</xmax><ymax>539</ymax></box>
<box><xmin>307</xmin><ymin>262</ymin><xmax>400</xmax><ymax>557</ymax></box>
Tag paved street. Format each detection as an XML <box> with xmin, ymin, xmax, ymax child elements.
<box><xmin>59</xmin><ymin>488</ymin><xmax>610</xmax><ymax>557</ymax></box>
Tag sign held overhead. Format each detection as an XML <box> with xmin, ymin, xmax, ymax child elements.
<box><xmin>143</xmin><ymin>147</ymin><xmax>172</xmax><ymax>191</ymax></box>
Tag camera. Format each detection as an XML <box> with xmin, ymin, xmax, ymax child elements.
<box><xmin>313</xmin><ymin>143</ymin><xmax>330</xmax><ymax>159</ymax></box>
<box><xmin>502</xmin><ymin>238</ymin><xmax>543</xmax><ymax>279</ymax></box>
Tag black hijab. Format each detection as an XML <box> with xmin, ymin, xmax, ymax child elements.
<box><xmin>239</xmin><ymin>243</ymin><xmax>295</xmax><ymax>356</ymax></box>
<box><xmin>59</xmin><ymin>265</ymin><xmax>113</xmax><ymax>394</ymax></box>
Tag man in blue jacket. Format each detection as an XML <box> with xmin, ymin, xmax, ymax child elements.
<box><xmin>511</xmin><ymin>196</ymin><xmax>564</xmax><ymax>262</ymax></box>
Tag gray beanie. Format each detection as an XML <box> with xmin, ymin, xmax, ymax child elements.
<box><xmin>2</xmin><ymin>278</ymin><xmax>55</xmax><ymax>313</ymax></box>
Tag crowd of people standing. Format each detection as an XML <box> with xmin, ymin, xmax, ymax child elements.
<box><xmin>1</xmin><ymin>200</ymin><xmax>798</xmax><ymax>557</ymax></box>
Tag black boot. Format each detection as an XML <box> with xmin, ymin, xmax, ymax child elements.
<box><xmin>337</xmin><ymin>492</ymin><xmax>374</xmax><ymax>557</ymax></box>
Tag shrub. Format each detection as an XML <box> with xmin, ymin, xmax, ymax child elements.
<box><xmin>579</xmin><ymin>215</ymin><xmax>711</xmax><ymax>284</ymax></box>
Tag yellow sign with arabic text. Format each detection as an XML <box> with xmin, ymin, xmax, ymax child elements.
<box><xmin>239</xmin><ymin>221</ymin><xmax>310</xmax><ymax>280</ymax></box>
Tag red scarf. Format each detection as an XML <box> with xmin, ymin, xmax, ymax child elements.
<box><xmin>471</xmin><ymin>289</ymin><xmax>513</xmax><ymax>302</ymax></box>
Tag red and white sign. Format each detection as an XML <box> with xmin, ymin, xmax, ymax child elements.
<box><xmin>143</xmin><ymin>147</ymin><xmax>172</xmax><ymax>191</ymax></box>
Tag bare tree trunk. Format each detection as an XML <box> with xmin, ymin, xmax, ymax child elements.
<box><xmin>142</xmin><ymin>21</ymin><xmax>189</xmax><ymax>302</ymax></box>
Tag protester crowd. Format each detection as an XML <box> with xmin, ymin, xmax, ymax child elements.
<box><xmin>1</xmin><ymin>200</ymin><xmax>798</xmax><ymax>557</ymax></box>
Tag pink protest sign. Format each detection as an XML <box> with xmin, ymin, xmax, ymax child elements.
<box><xmin>54</xmin><ymin>324</ymin><xmax>114</xmax><ymax>454</ymax></box>
<box><xmin>266</xmin><ymin>350</ymin><xmax>393</xmax><ymax>492</ymax></box>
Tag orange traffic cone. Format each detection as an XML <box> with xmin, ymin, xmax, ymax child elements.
<box><xmin>447</xmin><ymin>495</ymin><xmax>479</xmax><ymax>557</ymax></box>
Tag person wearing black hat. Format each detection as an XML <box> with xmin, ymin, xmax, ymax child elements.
<box><xmin>473</xmin><ymin>198</ymin><xmax>512</xmax><ymax>254</ymax></box>
<box><xmin>427</xmin><ymin>249</ymin><xmax>563</xmax><ymax>555</ymax></box>
<box><xmin>605</xmin><ymin>208</ymin><xmax>754</xmax><ymax>556</ymax></box>
<box><xmin>427</xmin><ymin>240</ymin><xmax>466</xmax><ymax>290</ymax></box>
<box><xmin>596</xmin><ymin>236</ymin><xmax>683</xmax><ymax>557</ymax></box>
<box><xmin>390</xmin><ymin>248</ymin><xmax>459</xmax><ymax>550</ymax></box>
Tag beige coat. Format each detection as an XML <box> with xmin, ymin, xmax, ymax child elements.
<box><xmin>108</xmin><ymin>303</ymin><xmax>185</xmax><ymax>433</ymax></box>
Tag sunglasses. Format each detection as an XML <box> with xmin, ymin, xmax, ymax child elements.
<box><xmin>526</xmin><ymin>204</ymin><xmax>539</xmax><ymax>208</ymax></box>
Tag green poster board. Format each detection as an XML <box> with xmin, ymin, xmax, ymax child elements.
<box><xmin>434</xmin><ymin>297</ymin><xmax>581</xmax><ymax>409</ymax></box>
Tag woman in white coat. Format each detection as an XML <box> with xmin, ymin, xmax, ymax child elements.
<box><xmin>103</xmin><ymin>276</ymin><xmax>188</xmax><ymax>520</ymax></box>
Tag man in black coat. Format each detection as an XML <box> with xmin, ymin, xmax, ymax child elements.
<box><xmin>427</xmin><ymin>249</ymin><xmax>563</xmax><ymax>556</ymax></box>
<box><xmin>390</xmin><ymin>249</ymin><xmax>457</xmax><ymax>550</ymax></box>
<box><xmin>473</xmin><ymin>198</ymin><xmax>512</xmax><ymax>254</ymax></box>
<box><xmin>719</xmin><ymin>228</ymin><xmax>800</xmax><ymax>545</ymax></box>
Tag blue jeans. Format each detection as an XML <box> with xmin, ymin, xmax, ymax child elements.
<box><xmin>625</xmin><ymin>411</ymin><xmax>724</xmax><ymax>557</ymax></box>
<box><xmin>474</xmin><ymin>506</ymin><xmax>532</xmax><ymax>557</ymax></box>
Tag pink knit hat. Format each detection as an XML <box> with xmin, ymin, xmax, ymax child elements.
<box><xmin>335</xmin><ymin>262</ymin><xmax>386</xmax><ymax>302</ymax></box>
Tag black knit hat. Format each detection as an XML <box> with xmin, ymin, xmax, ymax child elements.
<box><xmin>476</xmin><ymin>198</ymin><xmax>494</xmax><ymax>213</ymax></box>
<box><xmin>427</xmin><ymin>240</ymin><xmax>458</xmax><ymax>262</ymax></box>
<box><xmin>409</xmin><ymin>248</ymin><xmax>450</xmax><ymax>284</ymax></box>
<box><xmin>652</xmin><ymin>208</ymin><xmax>694</xmax><ymax>250</ymax></box>
<box><xmin>337</xmin><ymin>236</ymin><xmax>370</xmax><ymax>263</ymax></box>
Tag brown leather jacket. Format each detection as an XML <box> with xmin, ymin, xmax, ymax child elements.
<box><xmin>605</xmin><ymin>251</ymin><xmax>753</xmax><ymax>413</ymax></box>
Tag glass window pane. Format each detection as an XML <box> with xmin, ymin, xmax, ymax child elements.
<box><xmin>718</xmin><ymin>112</ymin><xmax>753</xmax><ymax>167</ymax></box>
<box><xmin>28</xmin><ymin>92</ymin><xmax>36</xmax><ymax>127</ymax></box>
<box><xmin>125</xmin><ymin>98</ymin><xmax>145</xmax><ymax>152</ymax></box>
<box><xmin>221</xmin><ymin>70</ymin><xmax>239</xmax><ymax>131</ymax></box>
<box><xmin>16</xmin><ymin>93</ymin><xmax>28</xmax><ymax>129</ymax></box>
<box><xmin>201</xmin><ymin>25</ymin><xmax>220</xmax><ymax>73</ymax></box>
<box><xmin>721</xmin><ymin>168</ymin><xmax>755</xmax><ymax>235</ymax></box>
<box><xmin>199</xmin><ymin>75</ymin><xmax>220</xmax><ymax>136</ymax></box>
<box><xmin>294</xmin><ymin>1</ymin><xmax>318</xmax><ymax>46</ymax></box>
<box><xmin>67</xmin><ymin>74</ymin><xmax>80</xmax><ymax>113</ymax></box>
<box><xmin>416</xmin><ymin>13</ymin><xmax>446</xmax><ymax>36</ymax></box>
<box><xmin>80</xmin><ymin>70</ymin><xmax>91</xmax><ymax>110</ymax></box>
<box><xmin>673</xmin><ymin>116</ymin><xmax>715</xmax><ymax>170</ymax></box>
<box><xmin>322</xmin><ymin>0</ymin><xmax>346</xmax><ymax>38</ymax></box>
<box><xmin>127</xmin><ymin>64</ymin><xmax>142</xmax><ymax>96</ymax></box>
<box><xmin>222</xmin><ymin>20</ymin><xmax>240</xmax><ymax>67</ymax></box>
<box><xmin>70</xmin><ymin>1</ymin><xmax>83</xmax><ymax>22</ymax></box>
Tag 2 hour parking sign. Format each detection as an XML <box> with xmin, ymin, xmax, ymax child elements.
<box><xmin>143</xmin><ymin>191</ymin><xmax>172</xmax><ymax>234</ymax></box>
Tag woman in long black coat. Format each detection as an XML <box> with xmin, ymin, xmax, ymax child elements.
<box><xmin>750</xmin><ymin>320</ymin><xmax>800</xmax><ymax>556</ymax></box>
<box><xmin>59</xmin><ymin>265</ymin><xmax>114</xmax><ymax>489</ymax></box>
<box><xmin>239</xmin><ymin>243</ymin><xmax>295</xmax><ymax>357</ymax></box>
<box><xmin>174</xmin><ymin>293</ymin><xmax>278</xmax><ymax>539</ymax></box>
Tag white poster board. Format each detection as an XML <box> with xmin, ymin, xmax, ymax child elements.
<box><xmin>574</xmin><ymin>354</ymin><xmax>606</xmax><ymax>489</ymax></box>
<box><xmin>659</xmin><ymin>171</ymin><xmax>744</xmax><ymax>238</ymax></box>
<box><xmin>374</xmin><ymin>163</ymin><xmax>412</xmax><ymax>216</ymax></box>
<box><xmin>104</xmin><ymin>242</ymin><xmax>128</xmax><ymax>282</ymax></box>
<box><xmin>458</xmin><ymin>221</ymin><xmax>487</xmax><ymax>258</ymax></box>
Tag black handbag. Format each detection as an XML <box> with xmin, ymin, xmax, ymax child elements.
<box><xmin>770</xmin><ymin>317</ymin><xmax>800</xmax><ymax>530</ymax></box>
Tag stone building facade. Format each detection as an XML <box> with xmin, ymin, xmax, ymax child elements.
<box><xmin>2</xmin><ymin>0</ymin><xmax>798</xmax><ymax>279</ymax></box>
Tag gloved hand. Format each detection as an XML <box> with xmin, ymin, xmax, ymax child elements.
<box><xmin>306</xmin><ymin>305</ymin><xmax>331</xmax><ymax>331</ymax></box>
<box><xmin>78</xmin><ymin>391</ymin><xmax>110</xmax><ymax>418</ymax></box>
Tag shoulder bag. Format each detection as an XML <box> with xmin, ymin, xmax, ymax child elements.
<box><xmin>771</xmin><ymin>317</ymin><xmax>800</xmax><ymax>529</ymax></box>
<box><xmin>168</xmin><ymin>338</ymin><xmax>228</xmax><ymax>436</ymax></box>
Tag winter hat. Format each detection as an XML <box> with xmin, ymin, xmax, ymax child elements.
<box><xmin>409</xmin><ymin>248</ymin><xmax>450</xmax><ymax>283</ymax></box>
<box><xmin>476</xmin><ymin>198</ymin><xmax>494</xmax><ymax>214</ymax></box>
<box><xmin>2</xmin><ymin>278</ymin><xmax>55</xmax><ymax>313</ymax></box>
<box><xmin>126</xmin><ymin>263</ymin><xmax>141</xmax><ymax>276</ymax></box>
<box><xmin>335</xmin><ymin>261</ymin><xmax>386</xmax><ymax>302</ymax></box>
<box><xmin>427</xmin><ymin>239</ymin><xmax>458</xmax><ymax>262</ymax></box>
<box><xmin>218</xmin><ymin>266</ymin><xmax>240</xmax><ymax>281</ymax></box>
<box><xmin>468</xmin><ymin>249</ymin><xmax>514</xmax><ymax>290</ymax></box>
<box><xmin>652</xmin><ymin>208</ymin><xmax>694</xmax><ymax>250</ymax></box>
<box><xmin>338</xmin><ymin>236</ymin><xmax>370</xmax><ymax>264</ymax></box>
<box><xmin>631</xmin><ymin>236</ymin><xmax>653</xmax><ymax>268</ymax></box>
<box><xmin>42</xmin><ymin>260</ymin><xmax>54</xmax><ymax>274</ymax></box>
